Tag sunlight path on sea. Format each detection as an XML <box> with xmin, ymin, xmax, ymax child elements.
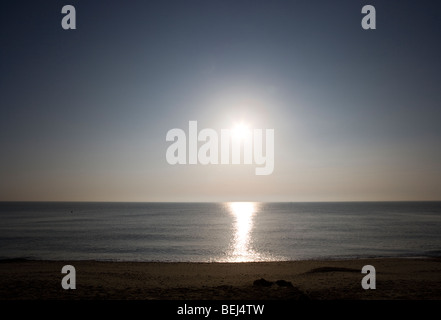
<box><xmin>227</xmin><ymin>202</ymin><xmax>260</xmax><ymax>262</ymax></box>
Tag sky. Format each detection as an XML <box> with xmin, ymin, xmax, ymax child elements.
<box><xmin>1</xmin><ymin>0</ymin><xmax>441</xmax><ymax>202</ymax></box>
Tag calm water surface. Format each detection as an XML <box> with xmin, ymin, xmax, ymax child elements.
<box><xmin>1</xmin><ymin>202</ymin><xmax>440</xmax><ymax>262</ymax></box>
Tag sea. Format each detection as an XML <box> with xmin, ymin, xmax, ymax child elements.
<box><xmin>1</xmin><ymin>202</ymin><xmax>440</xmax><ymax>262</ymax></box>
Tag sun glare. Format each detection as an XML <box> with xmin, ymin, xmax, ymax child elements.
<box><xmin>232</xmin><ymin>122</ymin><xmax>250</xmax><ymax>141</ymax></box>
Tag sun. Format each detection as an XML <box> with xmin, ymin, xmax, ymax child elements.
<box><xmin>232</xmin><ymin>122</ymin><xmax>251</xmax><ymax>140</ymax></box>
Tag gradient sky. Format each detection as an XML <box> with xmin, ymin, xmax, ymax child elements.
<box><xmin>1</xmin><ymin>0</ymin><xmax>441</xmax><ymax>201</ymax></box>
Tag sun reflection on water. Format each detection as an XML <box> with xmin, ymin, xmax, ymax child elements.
<box><xmin>227</xmin><ymin>202</ymin><xmax>260</xmax><ymax>262</ymax></box>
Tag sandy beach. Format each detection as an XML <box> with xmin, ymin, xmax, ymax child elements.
<box><xmin>1</xmin><ymin>258</ymin><xmax>440</xmax><ymax>300</ymax></box>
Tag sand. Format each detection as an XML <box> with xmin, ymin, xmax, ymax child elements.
<box><xmin>1</xmin><ymin>258</ymin><xmax>441</xmax><ymax>300</ymax></box>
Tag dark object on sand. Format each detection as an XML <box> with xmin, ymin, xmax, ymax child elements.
<box><xmin>253</xmin><ymin>278</ymin><xmax>274</xmax><ymax>287</ymax></box>
<box><xmin>275</xmin><ymin>280</ymin><xmax>293</xmax><ymax>287</ymax></box>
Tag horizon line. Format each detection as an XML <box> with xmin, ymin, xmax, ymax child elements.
<box><xmin>1</xmin><ymin>200</ymin><xmax>440</xmax><ymax>203</ymax></box>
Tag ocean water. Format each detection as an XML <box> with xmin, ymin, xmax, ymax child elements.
<box><xmin>0</xmin><ymin>202</ymin><xmax>440</xmax><ymax>262</ymax></box>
